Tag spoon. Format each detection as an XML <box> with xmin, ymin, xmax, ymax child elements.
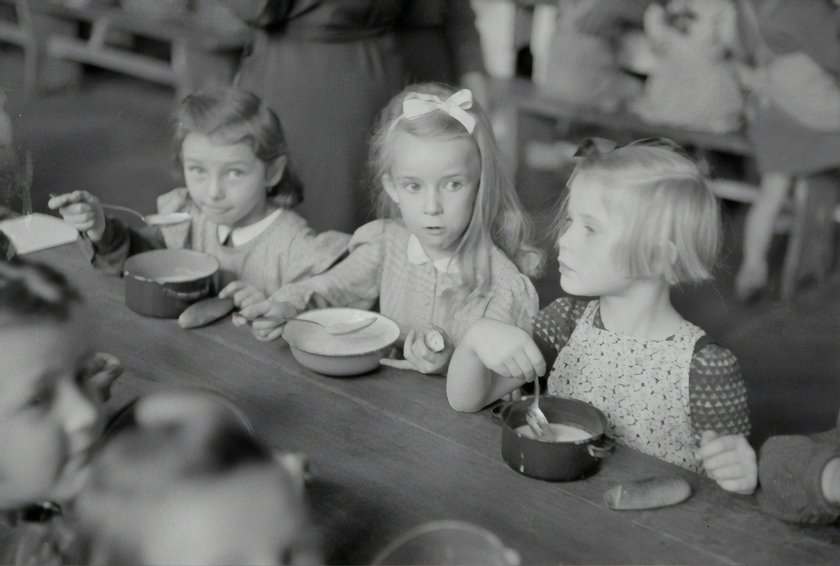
<box><xmin>525</xmin><ymin>376</ymin><xmax>554</xmax><ymax>441</ymax></box>
<box><xmin>48</xmin><ymin>194</ymin><xmax>190</xmax><ymax>227</ymax></box>
<box><xmin>287</xmin><ymin>316</ymin><xmax>377</xmax><ymax>336</ymax></box>
<box><xmin>100</xmin><ymin>204</ymin><xmax>191</xmax><ymax>227</ymax></box>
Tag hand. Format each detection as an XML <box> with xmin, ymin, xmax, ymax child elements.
<box><xmin>235</xmin><ymin>299</ymin><xmax>299</xmax><ymax>342</ymax></box>
<box><xmin>697</xmin><ymin>431</ymin><xmax>757</xmax><ymax>494</ymax></box>
<box><xmin>47</xmin><ymin>190</ymin><xmax>106</xmax><ymax>242</ymax></box>
<box><xmin>84</xmin><ymin>352</ymin><xmax>122</xmax><ymax>404</ymax></box>
<box><xmin>464</xmin><ymin>318</ymin><xmax>545</xmax><ymax>383</ymax></box>
<box><xmin>380</xmin><ymin>327</ymin><xmax>454</xmax><ymax>375</ymax></box>
<box><xmin>219</xmin><ymin>281</ymin><xmax>266</xmax><ymax>310</ymax></box>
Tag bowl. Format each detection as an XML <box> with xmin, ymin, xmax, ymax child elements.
<box><xmin>371</xmin><ymin>520</ymin><xmax>520</xmax><ymax>566</ymax></box>
<box><xmin>282</xmin><ymin>308</ymin><xmax>400</xmax><ymax>376</ymax></box>
<box><xmin>494</xmin><ymin>396</ymin><xmax>615</xmax><ymax>481</ymax></box>
<box><xmin>123</xmin><ymin>249</ymin><xmax>218</xmax><ymax>318</ymax></box>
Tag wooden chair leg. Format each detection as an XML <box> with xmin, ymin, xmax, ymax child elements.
<box><xmin>780</xmin><ymin>172</ymin><xmax>839</xmax><ymax>300</ymax></box>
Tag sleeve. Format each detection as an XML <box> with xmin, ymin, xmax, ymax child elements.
<box><xmin>283</xmin><ymin>220</ymin><xmax>350</xmax><ymax>284</ymax></box>
<box><xmin>531</xmin><ymin>297</ymin><xmax>587</xmax><ymax>370</ymax></box>
<box><xmin>77</xmin><ymin>218</ymin><xmax>164</xmax><ymax>276</ymax></box>
<box><xmin>483</xmin><ymin>272</ymin><xmax>539</xmax><ymax>334</ymax></box>
<box><xmin>213</xmin><ymin>0</ymin><xmax>294</xmax><ymax>27</ymax></box>
<box><xmin>688</xmin><ymin>343</ymin><xmax>751</xmax><ymax>438</ymax></box>
<box><xmin>268</xmin><ymin>220</ymin><xmax>385</xmax><ymax>311</ymax></box>
<box><xmin>442</xmin><ymin>1</ymin><xmax>486</xmax><ymax>77</ymax></box>
<box><xmin>756</xmin><ymin>428</ymin><xmax>840</xmax><ymax>523</ymax></box>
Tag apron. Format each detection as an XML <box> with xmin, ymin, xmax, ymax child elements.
<box><xmin>547</xmin><ymin>301</ymin><xmax>705</xmax><ymax>470</ymax></box>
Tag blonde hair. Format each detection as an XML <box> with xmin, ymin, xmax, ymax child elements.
<box><xmin>556</xmin><ymin>143</ymin><xmax>721</xmax><ymax>285</ymax></box>
<box><xmin>369</xmin><ymin>83</ymin><xmax>544</xmax><ymax>305</ymax></box>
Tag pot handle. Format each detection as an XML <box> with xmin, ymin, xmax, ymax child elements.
<box><xmin>161</xmin><ymin>280</ymin><xmax>211</xmax><ymax>301</ymax></box>
<box><xmin>587</xmin><ymin>435</ymin><xmax>616</xmax><ymax>459</ymax></box>
<box><xmin>489</xmin><ymin>400</ymin><xmax>514</xmax><ymax>422</ymax></box>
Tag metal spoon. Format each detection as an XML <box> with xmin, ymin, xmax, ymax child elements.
<box><xmin>287</xmin><ymin>316</ymin><xmax>377</xmax><ymax>336</ymax></box>
<box><xmin>100</xmin><ymin>203</ymin><xmax>190</xmax><ymax>226</ymax></box>
<box><xmin>525</xmin><ymin>376</ymin><xmax>554</xmax><ymax>441</ymax></box>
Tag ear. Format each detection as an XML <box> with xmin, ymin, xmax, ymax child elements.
<box><xmin>382</xmin><ymin>173</ymin><xmax>400</xmax><ymax>204</ymax></box>
<box><xmin>264</xmin><ymin>155</ymin><xmax>287</xmax><ymax>188</ymax></box>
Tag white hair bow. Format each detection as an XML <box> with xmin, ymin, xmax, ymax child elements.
<box><xmin>401</xmin><ymin>89</ymin><xmax>476</xmax><ymax>134</ymax></box>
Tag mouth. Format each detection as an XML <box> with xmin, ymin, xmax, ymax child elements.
<box><xmin>558</xmin><ymin>259</ymin><xmax>574</xmax><ymax>274</ymax></box>
<box><xmin>423</xmin><ymin>226</ymin><xmax>445</xmax><ymax>235</ymax></box>
<box><xmin>201</xmin><ymin>204</ymin><xmax>231</xmax><ymax>215</ymax></box>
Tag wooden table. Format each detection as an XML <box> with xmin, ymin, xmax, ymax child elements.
<box><xmin>32</xmin><ymin>244</ymin><xmax>839</xmax><ymax>564</ymax></box>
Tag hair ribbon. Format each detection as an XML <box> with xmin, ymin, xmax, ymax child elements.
<box><xmin>402</xmin><ymin>89</ymin><xmax>476</xmax><ymax>134</ymax></box>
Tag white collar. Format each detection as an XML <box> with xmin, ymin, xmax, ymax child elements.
<box><xmin>217</xmin><ymin>209</ymin><xmax>282</xmax><ymax>247</ymax></box>
<box><xmin>406</xmin><ymin>234</ymin><xmax>460</xmax><ymax>274</ymax></box>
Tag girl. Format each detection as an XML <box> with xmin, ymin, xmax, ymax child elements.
<box><xmin>74</xmin><ymin>391</ymin><xmax>319</xmax><ymax>565</ymax></box>
<box><xmin>0</xmin><ymin>256</ymin><xmax>120</xmax><ymax>565</ymax></box>
<box><xmin>48</xmin><ymin>87</ymin><xmax>349</xmax><ymax>300</ymax></box>
<box><xmin>237</xmin><ymin>83</ymin><xmax>544</xmax><ymax>375</ymax></box>
<box><xmin>447</xmin><ymin>140</ymin><xmax>757</xmax><ymax>493</ymax></box>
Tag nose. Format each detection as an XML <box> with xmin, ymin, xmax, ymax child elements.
<box><xmin>57</xmin><ymin>379</ymin><xmax>99</xmax><ymax>444</ymax></box>
<box><xmin>424</xmin><ymin>187</ymin><xmax>442</xmax><ymax>215</ymax></box>
<box><xmin>207</xmin><ymin>174</ymin><xmax>224</xmax><ymax>200</ymax></box>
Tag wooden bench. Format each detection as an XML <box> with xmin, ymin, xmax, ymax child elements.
<box><xmin>1</xmin><ymin>0</ymin><xmax>249</xmax><ymax>97</ymax></box>
<box><xmin>499</xmin><ymin>77</ymin><xmax>839</xmax><ymax>300</ymax></box>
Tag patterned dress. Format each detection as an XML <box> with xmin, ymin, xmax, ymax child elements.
<box><xmin>535</xmin><ymin>298</ymin><xmax>750</xmax><ymax>471</ymax></box>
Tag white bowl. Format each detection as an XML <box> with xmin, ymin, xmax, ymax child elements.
<box><xmin>282</xmin><ymin>308</ymin><xmax>400</xmax><ymax>376</ymax></box>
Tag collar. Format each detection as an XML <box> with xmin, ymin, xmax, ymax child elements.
<box><xmin>217</xmin><ymin>209</ymin><xmax>282</xmax><ymax>247</ymax></box>
<box><xmin>406</xmin><ymin>234</ymin><xmax>460</xmax><ymax>274</ymax></box>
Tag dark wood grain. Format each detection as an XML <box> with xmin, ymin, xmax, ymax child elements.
<box><xmin>32</xmin><ymin>244</ymin><xmax>839</xmax><ymax>565</ymax></box>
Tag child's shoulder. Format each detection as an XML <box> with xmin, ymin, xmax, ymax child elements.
<box><xmin>348</xmin><ymin>219</ymin><xmax>409</xmax><ymax>250</ymax></box>
<box><xmin>691</xmin><ymin>336</ymin><xmax>739</xmax><ymax>368</ymax></box>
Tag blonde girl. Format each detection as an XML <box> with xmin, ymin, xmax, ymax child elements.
<box><xmin>447</xmin><ymin>139</ymin><xmax>757</xmax><ymax>494</ymax></box>
<box><xmin>239</xmin><ymin>83</ymin><xmax>544</xmax><ymax>375</ymax></box>
<box><xmin>49</xmin><ymin>87</ymin><xmax>349</xmax><ymax>299</ymax></box>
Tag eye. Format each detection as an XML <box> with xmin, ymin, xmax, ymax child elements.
<box><xmin>26</xmin><ymin>388</ymin><xmax>54</xmax><ymax>411</ymax></box>
<box><xmin>444</xmin><ymin>180</ymin><xmax>463</xmax><ymax>191</ymax></box>
<box><xmin>403</xmin><ymin>182</ymin><xmax>421</xmax><ymax>192</ymax></box>
<box><xmin>227</xmin><ymin>169</ymin><xmax>246</xmax><ymax>179</ymax></box>
<box><xmin>187</xmin><ymin>165</ymin><xmax>206</xmax><ymax>176</ymax></box>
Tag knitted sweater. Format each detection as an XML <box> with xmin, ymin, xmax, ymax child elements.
<box><xmin>269</xmin><ymin>219</ymin><xmax>539</xmax><ymax>344</ymax></box>
<box><xmin>757</xmin><ymin>415</ymin><xmax>840</xmax><ymax>523</ymax></box>
<box><xmin>534</xmin><ymin>297</ymin><xmax>751</xmax><ymax>439</ymax></box>
<box><xmin>80</xmin><ymin>188</ymin><xmax>350</xmax><ymax>295</ymax></box>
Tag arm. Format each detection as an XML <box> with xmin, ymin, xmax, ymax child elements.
<box><xmin>447</xmin><ymin>318</ymin><xmax>544</xmax><ymax>413</ymax></box>
<box><xmin>283</xmin><ymin>221</ymin><xmax>351</xmax><ymax>284</ymax></box>
<box><xmin>690</xmin><ymin>343</ymin><xmax>756</xmax><ymax>494</ymax></box>
<box><xmin>757</xmin><ymin>427</ymin><xmax>840</xmax><ymax>523</ymax></box>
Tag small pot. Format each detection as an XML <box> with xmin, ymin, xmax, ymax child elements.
<box><xmin>123</xmin><ymin>249</ymin><xmax>218</xmax><ymax>318</ymax></box>
<box><xmin>493</xmin><ymin>396</ymin><xmax>615</xmax><ymax>481</ymax></box>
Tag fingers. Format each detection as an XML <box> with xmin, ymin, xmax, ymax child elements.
<box><xmin>522</xmin><ymin>341</ymin><xmax>547</xmax><ymax>377</ymax></box>
<box><xmin>696</xmin><ymin>433</ymin><xmax>739</xmax><ymax>461</ymax></box>
<box><xmin>697</xmin><ymin>433</ymin><xmax>757</xmax><ymax>494</ymax></box>
<box><xmin>700</xmin><ymin>430</ymin><xmax>718</xmax><ymax>447</ymax></box>
<box><xmin>218</xmin><ymin>281</ymin><xmax>246</xmax><ymax>299</ymax></box>
<box><xmin>219</xmin><ymin>282</ymin><xmax>265</xmax><ymax>309</ymax></box>
<box><xmin>231</xmin><ymin>313</ymin><xmax>249</xmax><ymax>327</ymax></box>
<box><xmin>255</xmin><ymin>325</ymin><xmax>285</xmax><ymax>342</ymax></box>
<box><xmin>715</xmin><ymin>478</ymin><xmax>756</xmax><ymax>495</ymax></box>
<box><xmin>238</xmin><ymin>301</ymin><xmax>274</xmax><ymax>321</ymax></box>
<box><xmin>47</xmin><ymin>190</ymin><xmax>96</xmax><ymax>210</ymax></box>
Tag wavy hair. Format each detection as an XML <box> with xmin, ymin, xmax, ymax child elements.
<box><xmin>174</xmin><ymin>87</ymin><xmax>303</xmax><ymax>208</ymax></box>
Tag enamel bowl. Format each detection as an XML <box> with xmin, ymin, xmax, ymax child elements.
<box><xmin>282</xmin><ymin>308</ymin><xmax>400</xmax><ymax>376</ymax></box>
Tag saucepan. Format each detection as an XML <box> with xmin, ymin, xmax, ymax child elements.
<box><xmin>123</xmin><ymin>249</ymin><xmax>218</xmax><ymax>318</ymax></box>
<box><xmin>493</xmin><ymin>395</ymin><xmax>615</xmax><ymax>481</ymax></box>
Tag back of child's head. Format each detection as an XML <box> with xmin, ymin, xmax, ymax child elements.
<box><xmin>76</xmin><ymin>391</ymin><xmax>314</xmax><ymax>565</ymax></box>
<box><xmin>174</xmin><ymin>87</ymin><xmax>304</xmax><ymax>208</ymax></box>
<box><xmin>0</xmin><ymin>255</ymin><xmax>80</xmax><ymax>326</ymax></box>
<box><xmin>369</xmin><ymin>83</ymin><xmax>544</xmax><ymax>294</ymax></box>
<box><xmin>560</xmin><ymin>139</ymin><xmax>721</xmax><ymax>285</ymax></box>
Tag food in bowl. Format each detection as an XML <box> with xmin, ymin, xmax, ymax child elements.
<box><xmin>282</xmin><ymin>308</ymin><xmax>400</xmax><ymax>376</ymax></box>
<box><xmin>514</xmin><ymin>422</ymin><xmax>594</xmax><ymax>443</ymax></box>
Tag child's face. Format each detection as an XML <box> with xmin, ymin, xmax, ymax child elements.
<box><xmin>140</xmin><ymin>465</ymin><xmax>310</xmax><ymax>566</ymax></box>
<box><xmin>181</xmin><ymin>133</ymin><xmax>282</xmax><ymax>229</ymax></box>
<box><xmin>557</xmin><ymin>173</ymin><xmax>633</xmax><ymax>297</ymax></box>
<box><xmin>383</xmin><ymin>131</ymin><xmax>480</xmax><ymax>261</ymax></box>
<box><xmin>0</xmin><ymin>315</ymin><xmax>103</xmax><ymax>508</ymax></box>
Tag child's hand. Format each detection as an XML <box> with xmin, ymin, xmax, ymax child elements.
<box><xmin>47</xmin><ymin>190</ymin><xmax>106</xmax><ymax>242</ymax></box>
<box><xmin>697</xmin><ymin>431</ymin><xmax>757</xmax><ymax>494</ymax></box>
<box><xmin>84</xmin><ymin>352</ymin><xmax>122</xmax><ymax>404</ymax></box>
<box><xmin>219</xmin><ymin>281</ymin><xmax>266</xmax><ymax>310</ymax></box>
<box><xmin>464</xmin><ymin>318</ymin><xmax>545</xmax><ymax>383</ymax></box>
<box><xmin>380</xmin><ymin>327</ymin><xmax>454</xmax><ymax>375</ymax></box>
<box><xmin>234</xmin><ymin>299</ymin><xmax>299</xmax><ymax>342</ymax></box>
<box><xmin>821</xmin><ymin>458</ymin><xmax>840</xmax><ymax>505</ymax></box>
